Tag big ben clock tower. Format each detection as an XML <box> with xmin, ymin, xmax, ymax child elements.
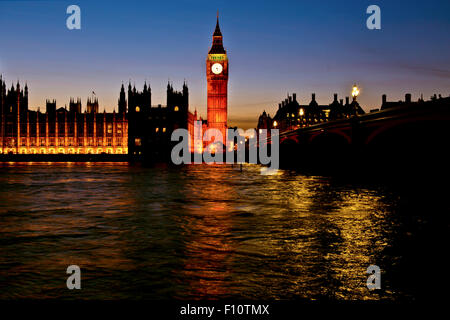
<box><xmin>206</xmin><ymin>13</ymin><xmax>228</xmax><ymax>144</ymax></box>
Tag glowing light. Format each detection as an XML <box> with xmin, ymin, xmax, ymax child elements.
<box><xmin>195</xmin><ymin>144</ymin><xmax>203</xmax><ymax>154</ymax></box>
<box><xmin>174</xmin><ymin>106</ymin><xmax>179</xmax><ymax>112</ymax></box>
<box><xmin>208</xmin><ymin>53</ymin><xmax>227</xmax><ymax>61</ymax></box>
<box><xmin>299</xmin><ymin>108</ymin><xmax>304</xmax><ymax>116</ymax></box>
<box><xmin>135</xmin><ymin>106</ymin><xmax>140</xmax><ymax>112</ymax></box>
<box><xmin>273</xmin><ymin>121</ymin><xmax>278</xmax><ymax>127</ymax></box>
<box><xmin>352</xmin><ymin>84</ymin><xmax>360</xmax><ymax>98</ymax></box>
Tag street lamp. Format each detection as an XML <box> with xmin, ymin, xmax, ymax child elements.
<box><xmin>352</xmin><ymin>84</ymin><xmax>360</xmax><ymax>100</ymax></box>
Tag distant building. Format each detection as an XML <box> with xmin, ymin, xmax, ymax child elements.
<box><xmin>206</xmin><ymin>14</ymin><xmax>229</xmax><ymax>146</ymax></box>
<box><xmin>127</xmin><ymin>81</ymin><xmax>199</xmax><ymax>158</ymax></box>
<box><xmin>0</xmin><ymin>75</ymin><xmax>128</xmax><ymax>155</ymax></box>
<box><xmin>0</xmin><ymin>15</ymin><xmax>230</xmax><ymax>157</ymax></box>
<box><xmin>257</xmin><ymin>93</ymin><xmax>364</xmax><ymax>132</ymax></box>
<box><xmin>0</xmin><ymin>75</ymin><xmax>202</xmax><ymax>156</ymax></box>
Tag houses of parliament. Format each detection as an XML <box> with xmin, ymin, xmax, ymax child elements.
<box><xmin>0</xmin><ymin>15</ymin><xmax>229</xmax><ymax>157</ymax></box>
<box><xmin>0</xmin><ymin>76</ymin><xmax>198</xmax><ymax>157</ymax></box>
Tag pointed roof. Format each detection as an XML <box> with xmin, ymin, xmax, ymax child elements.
<box><xmin>209</xmin><ymin>12</ymin><xmax>226</xmax><ymax>54</ymax></box>
<box><xmin>213</xmin><ymin>12</ymin><xmax>222</xmax><ymax>37</ymax></box>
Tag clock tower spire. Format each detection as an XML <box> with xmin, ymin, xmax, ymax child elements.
<box><xmin>206</xmin><ymin>12</ymin><xmax>228</xmax><ymax>147</ymax></box>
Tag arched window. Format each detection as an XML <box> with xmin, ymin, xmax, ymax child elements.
<box><xmin>135</xmin><ymin>106</ymin><xmax>140</xmax><ymax>112</ymax></box>
<box><xmin>174</xmin><ymin>106</ymin><xmax>179</xmax><ymax>112</ymax></box>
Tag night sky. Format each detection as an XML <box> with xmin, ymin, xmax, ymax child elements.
<box><xmin>1</xmin><ymin>0</ymin><xmax>449</xmax><ymax>128</ymax></box>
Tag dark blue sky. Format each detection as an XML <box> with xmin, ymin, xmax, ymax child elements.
<box><xmin>1</xmin><ymin>0</ymin><xmax>449</xmax><ymax>128</ymax></box>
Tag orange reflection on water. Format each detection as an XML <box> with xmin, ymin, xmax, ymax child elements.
<box><xmin>175</xmin><ymin>165</ymin><xmax>235</xmax><ymax>299</ymax></box>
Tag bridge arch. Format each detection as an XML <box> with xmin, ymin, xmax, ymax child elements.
<box><xmin>309</xmin><ymin>131</ymin><xmax>351</xmax><ymax>148</ymax></box>
<box><xmin>365</xmin><ymin>118</ymin><xmax>449</xmax><ymax>147</ymax></box>
<box><xmin>279</xmin><ymin>138</ymin><xmax>301</xmax><ymax>168</ymax></box>
<box><xmin>364</xmin><ymin>118</ymin><xmax>450</xmax><ymax>170</ymax></box>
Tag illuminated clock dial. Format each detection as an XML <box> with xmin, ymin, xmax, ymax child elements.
<box><xmin>211</xmin><ymin>63</ymin><xmax>223</xmax><ymax>75</ymax></box>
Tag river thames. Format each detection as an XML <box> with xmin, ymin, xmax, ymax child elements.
<box><xmin>0</xmin><ymin>162</ymin><xmax>447</xmax><ymax>300</ymax></box>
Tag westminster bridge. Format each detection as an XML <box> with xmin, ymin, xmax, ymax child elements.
<box><xmin>261</xmin><ymin>95</ymin><xmax>450</xmax><ymax>175</ymax></box>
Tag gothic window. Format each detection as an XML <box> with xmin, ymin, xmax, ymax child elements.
<box><xmin>135</xmin><ymin>138</ymin><xmax>141</xmax><ymax>146</ymax></box>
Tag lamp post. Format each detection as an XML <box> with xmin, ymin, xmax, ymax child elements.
<box><xmin>299</xmin><ymin>108</ymin><xmax>304</xmax><ymax>128</ymax></box>
<box><xmin>352</xmin><ymin>84</ymin><xmax>360</xmax><ymax>101</ymax></box>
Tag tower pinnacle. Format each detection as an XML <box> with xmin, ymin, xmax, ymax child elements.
<box><xmin>214</xmin><ymin>12</ymin><xmax>222</xmax><ymax>37</ymax></box>
<box><xmin>209</xmin><ymin>13</ymin><xmax>225</xmax><ymax>54</ymax></box>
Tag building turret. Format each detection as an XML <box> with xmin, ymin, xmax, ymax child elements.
<box><xmin>86</xmin><ymin>97</ymin><xmax>99</xmax><ymax>113</ymax></box>
<box><xmin>209</xmin><ymin>13</ymin><xmax>226</xmax><ymax>54</ymax></box>
<box><xmin>69</xmin><ymin>97</ymin><xmax>82</xmax><ymax>113</ymax></box>
<box><xmin>46</xmin><ymin>99</ymin><xmax>57</xmax><ymax>113</ymax></box>
<box><xmin>0</xmin><ymin>75</ymin><xmax>4</xmax><ymax>116</ymax></box>
<box><xmin>118</xmin><ymin>83</ymin><xmax>127</xmax><ymax>114</ymax></box>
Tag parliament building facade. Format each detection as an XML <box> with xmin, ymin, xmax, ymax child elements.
<box><xmin>0</xmin><ymin>16</ymin><xmax>228</xmax><ymax>157</ymax></box>
<box><xmin>0</xmin><ymin>77</ymin><xmax>200</xmax><ymax>156</ymax></box>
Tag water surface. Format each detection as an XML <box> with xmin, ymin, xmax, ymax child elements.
<box><xmin>0</xmin><ymin>162</ymin><xmax>447</xmax><ymax>300</ymax></box>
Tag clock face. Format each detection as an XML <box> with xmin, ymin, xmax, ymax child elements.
<box><xmin>211</xmin><ymin>63</ymin><xmax>223</xmax><ymax>75</ymax></box>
